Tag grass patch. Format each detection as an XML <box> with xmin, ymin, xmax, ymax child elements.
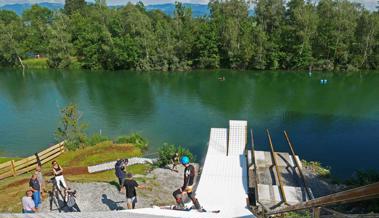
<box><xmin>0</xmin><ymin>157</ymin><xmax>21</xmax><ymax>164</ymax></box>
<box><xmin>0</xmin><ymin>174</ymin><xmax>30</xmax><ymax>213</ymax></box>
<box><xmin>55</xmin><ymin>140</ymin><xmax>142</xmax><ymax>167</ymax></box>
<box><xmin>23</xmin><ymin>58</ymin><xmax>48</xmax><ymax>69</ymax></box>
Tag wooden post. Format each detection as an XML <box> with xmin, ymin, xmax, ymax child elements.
<box><xmin>35</xmin><ymin>153</ymin><xmax>41</xmax><ymax>166</ymax></box>
<box><xmin>10</xmin><ymin>160</ymin><xmax>16</xmax><ymax>177</ymax></box>
<box><xmin>313</xmin><ymin>207</ymin><xmax>321</xmax><ymax>218</ymax></box>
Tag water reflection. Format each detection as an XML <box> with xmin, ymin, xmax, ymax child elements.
<box><xmin>0</xmin><ymin>69</ymin><xmax>379</xmax><ymax>178</ymax></box>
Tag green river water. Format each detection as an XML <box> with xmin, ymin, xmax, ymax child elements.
<box><xmin>0</xmin><ymin>69</ymin><xmax>378</xmax><ymax>178</ymax></box>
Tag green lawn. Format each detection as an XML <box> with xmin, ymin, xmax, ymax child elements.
<box><xmin>23</xmin><ymin>58</ymin><xmax>48</xmax><ymax>69</ymax></box>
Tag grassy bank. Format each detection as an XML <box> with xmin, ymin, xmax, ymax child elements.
<box><xmin>23</xmin><ymin>58</ymin><xmax>49</xmax><ymax>69</ymax></box>
<box><xmin>22</xmin><ymin>58</ymin><xmax>81</xmax><ymax>70</ymax></box>
<box><xmin>0</xmin><ymin>141</ymin><xmax>152</xmax><ymax>213</ymax></box>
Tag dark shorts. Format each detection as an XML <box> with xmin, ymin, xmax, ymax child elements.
<box><xmin>118</xmin><ymin>177</ymin><xmax>125</xmax><ymax>186</ymax></box>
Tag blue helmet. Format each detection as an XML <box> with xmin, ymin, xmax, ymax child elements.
<box><xmin>180</xmin><ymin>156</ymin><xmax>190</xmax><ymax>165</ymax></box>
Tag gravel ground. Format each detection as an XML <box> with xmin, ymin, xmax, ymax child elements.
<box><xmin>39</xmin><ymin>164</ymin><xmax>199</xmax><ymax>213</ymax></box>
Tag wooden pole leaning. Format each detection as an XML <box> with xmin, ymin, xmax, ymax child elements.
<box><xmin>283</xmin><ymin>130</ymin><xmax>314</xmax><ymax>200</ymax></box>
<box><xmin>266</xmin><ymin>129</ymin><xmax>288</xmax><ymax>205</ymax></box>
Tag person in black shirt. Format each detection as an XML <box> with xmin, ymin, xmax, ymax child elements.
<box><xmin>122</xmin><ymin>173</ymin><xmax>144</xmax><ymax>209</ymax></box>
<box><xmin>172</xmin><ymin>156</ymin><xmax>203</xmax><ymax>211</ymax></box>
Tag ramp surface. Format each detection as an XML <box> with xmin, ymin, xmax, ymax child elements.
<box><xmin>129</xmin><ymin>120</ymin><xmax>254</xmax><ymax>218</ymax></box>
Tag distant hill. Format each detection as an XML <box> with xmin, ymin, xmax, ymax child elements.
<box><xmin>0</xmin><ymin>2</ymin><xmax>210</xmax><ymax>17</ymax></box>
<box><xmin>0</xmin><ymin>2</ymin><xmax>251</xmax><ymax>17</ymax></box>
<box><xmin>0</xmin><ymin>2</ymin><xmax>63</xmax><ymax>15</ymax></box>
<box><xmin>145</xmin><ymin>3</ymin><xmax>210</xmax><ymax>17</ymax></box>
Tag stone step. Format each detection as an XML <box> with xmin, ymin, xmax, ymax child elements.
<box><xmin>254</xmin><ymin>151</ymin><xmax>302</xmax><ymax>169</ymax></box>
<box><xmin>257</xmin><ymin>184</ymin><xmax>310</xmax><ymax>205</ymax></box>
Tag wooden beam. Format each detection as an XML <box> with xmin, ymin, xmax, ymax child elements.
<box><xmin>266</xmin><ymin>129</ymin><xmax>288</xmax><ymax>204</ymax></box>
<box><xmin>284</xmin><ymin>130</ymin><xmax>314</xmax><ymax>200</ymax></box>
<box><xmin>267</xmin><ymin>182</ymin><xmax>379</xmax><ymax>215</ymax></box>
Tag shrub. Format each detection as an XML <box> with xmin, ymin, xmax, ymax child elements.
<box><xmin>157</xmin><ymin>143</ymin><xmax>194</xmax><ymax>167</ymax></box>
<box><xmin>301</xmin><ymin>160</ymin><xmax>331</xmax><ymax>178</ymax></box>
<box><xmin>115</xmin><ymin>133</ymin><xmax>148</xmax><ymax>151</ymax></box>
<box><xmin>55</xmin><ymin>103</ymin><xmax>88</xmax><ymax>150</ymax></box>
<box><xmin>86</xmin><ymin>133</ymin><xmax>109</xmax><ymax>146</ymax></box>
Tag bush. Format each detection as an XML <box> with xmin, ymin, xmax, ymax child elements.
<box><xmin>55</xmin><ymin>103</ymin><xmax>88</xmax><ymax>151</ymax></box>
<box><xmin>157</xmin><ymin>143</ymin><xmax>194</xmax><ymax>167</ymax></box>
<box><xmin>86</xmin><ymin>133</ymin><xmax>109</xmax><ymax>146</ymax></box>
<box><xmin>115</xmin><ymin>133</ymin><xmax>148</xmax><ymax>151</ymax></box>
<box><xmin>301</xmin><ymin>160</ymin><xmax>331</xmax><ymax>178</ymax></box>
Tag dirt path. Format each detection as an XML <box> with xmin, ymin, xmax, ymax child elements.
<box><xmin>39</xmin><ymin>164</ymin><xmax>199</xmax><ymax>213</ymax></box>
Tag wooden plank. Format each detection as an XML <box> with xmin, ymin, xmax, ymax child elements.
<box><xmin>40</xmin><ymin>151</ymin><xmax>63</xmax><ymax>165</ymax></box>
<box><xmin>38</xmin><ymin>148</ymin><xmax>62</xmax><ymax>160</ymax></box>
<box><xmin>284</xmin><ymin>130</ymin><xmax>314</xmax><ymax>200</ymax></box>
<box><xmin>0</xmin><ymin>161</ymin><xmax>12</xmax><ymax>170</ymax></box>
<box><xmin>13</xmin><ymin>155</ymin><xmax>36</xmax><ymax>167</ymax></box>
<box><xmin>37</xmin><ymin>142</ymin><xmax>64</xmax><ymax>156</ymax></box>
<box><xmin>0</xmin><ymin>171</ymin><xmax>13</xmax><ymax>180</ymax></box>
<box><xmin>266</xmin><ymin>129</ymin><xmax>288</xmax><ymax>205</ymax></box>
<box><xmin>14</xmin><ymin>156</ymin><xmax>37</xmax><ymax>170</ymax></box>
<box><xmin>15</xmin><ymin>151</ymin><xmax>63</xmax><ymax>176</ymax></box>
<box><xmin>268</xmin><ymin>182</ymin><xmax>379</xmax><ymax>215</ymax></box>
<box><xmin>0</xmin><ymin>167</ymin><xmax>11</xmax><ymax>175</ymax></box>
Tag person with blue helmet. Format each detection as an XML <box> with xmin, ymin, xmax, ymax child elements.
<box><xmin>172</xmin><ymin>155</ymin><xmax>204</xmax><ymax>211</ymax></box>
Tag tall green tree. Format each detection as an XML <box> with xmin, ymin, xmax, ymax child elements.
<box><xmin>282</xmin><ymin>0</ymin><xmax>318</xmax><ymax>69</ymax></box>
<box><xmin>192</xmin><ymin>19</ymin><xmax>220</xmax><ymax>68</ymax></box>
<box><xmin>314</xmin><ymin>0</ymin><xmax>359</xmax><ymax>70</ymax></box>
<box><xmin>64</xmin><ymin>0</ymin><xmax>86</xmax><ymax>15</ymax></box>
<box><xmin>255</xmin><ymin>0</ymin><xmax>286</xmax><ymax>69</ymax></box>
<box><xmin>22</xmin><ymin>5</ymin><xmax>53</xmax><ymax>55</ymax></box>
<box><xmin>0</xmin><ymin>12</ymin><xmax>25</xmax><ymax>66</ymax></box>
<box><xmin>352</xmin><ymin>11</ymin><xmax>379</xmax><ymax>69</ymax></box>
<box><xmin>209</xmin><ymin>0</ymin><xmax>253</xmax><ymax>68</ymax></box>
<box><xmin>47</xmin><ymin>13</ymin><xmax>74</xmax><ymax>68</ymax></box>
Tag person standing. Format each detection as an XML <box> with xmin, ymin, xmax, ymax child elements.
<box><xmin>35</xmin><ymin>165</ymin><xmax>45</xmax><ymax>196</ymax></box>
<box><xmin>122</xmin><ymin>173</ymin><xmax>144</xmax><ymax>209</ymax></box>
<box><xmin>171</xmin><ymin>152</ymin><xmax>179</xmax><ymax>172</ymax></box>
<box><xmin>52</xmin><ymin>161</ymin><xmax>67</xmax><ymax>190</ymax></box>
<box><xmin>29</xmin><ymin>174</ymin><xmax>41</xmax><ymax>209</ymax></box>
<box><xmin>115</xmin><ymin>159</ymin><xmax>126</xmax><ymax>190</ymax></box>
<box><xmin>22</xmin><ymin>190</ymin><xmax>37</xmax><ymax>213</ymax></box>
<box><xmin>172</xmin><ymin>156</ymin><xmax>203</xmax><ymax>211</ymax></box>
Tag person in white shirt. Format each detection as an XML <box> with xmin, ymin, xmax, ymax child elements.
<box><xmin>22</xmin><ymin>190</ymin><xmax>37</xmax><ymax>213</ymax></box>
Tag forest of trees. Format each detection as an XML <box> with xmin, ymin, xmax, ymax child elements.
<box><xmin>0</xmin><ymin>0</ymin><xmax>378</xmax><ymax>71</ymax></box>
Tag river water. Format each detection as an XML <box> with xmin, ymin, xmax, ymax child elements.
<box><xmin>0</xmin><ymin>69</ymin><xmax>378</xmax><ymax>178</ymax></box>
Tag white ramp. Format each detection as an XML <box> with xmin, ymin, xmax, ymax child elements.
<box><xmin>196</xmin><ymin>121</ymin><xmax>254</xmax><ymax>218</ymax></box>
<box><xmin>228</xmin><ymin>120</ymin><xmax>248</xmax><ymax>156</ymax></box>
<box><xmin>128</xmin><ymin>121</ymin><xmax>254</xmax><ymax>218</ymax></box>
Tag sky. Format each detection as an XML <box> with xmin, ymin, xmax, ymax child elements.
<box><xmin>0</xmin><ymin>0</ymin><xmax>377</xmax><ymax>10</ymax></box>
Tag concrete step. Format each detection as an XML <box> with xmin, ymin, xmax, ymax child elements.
<box><xmin>257</xmin><ymin>184</ymin><xmax>310</xmax><ymax>205</ymax></box>
<box><xmin>254</xmin><ymin>151</ymin><xmax>302</xmax><ymax>169</ymax></box>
